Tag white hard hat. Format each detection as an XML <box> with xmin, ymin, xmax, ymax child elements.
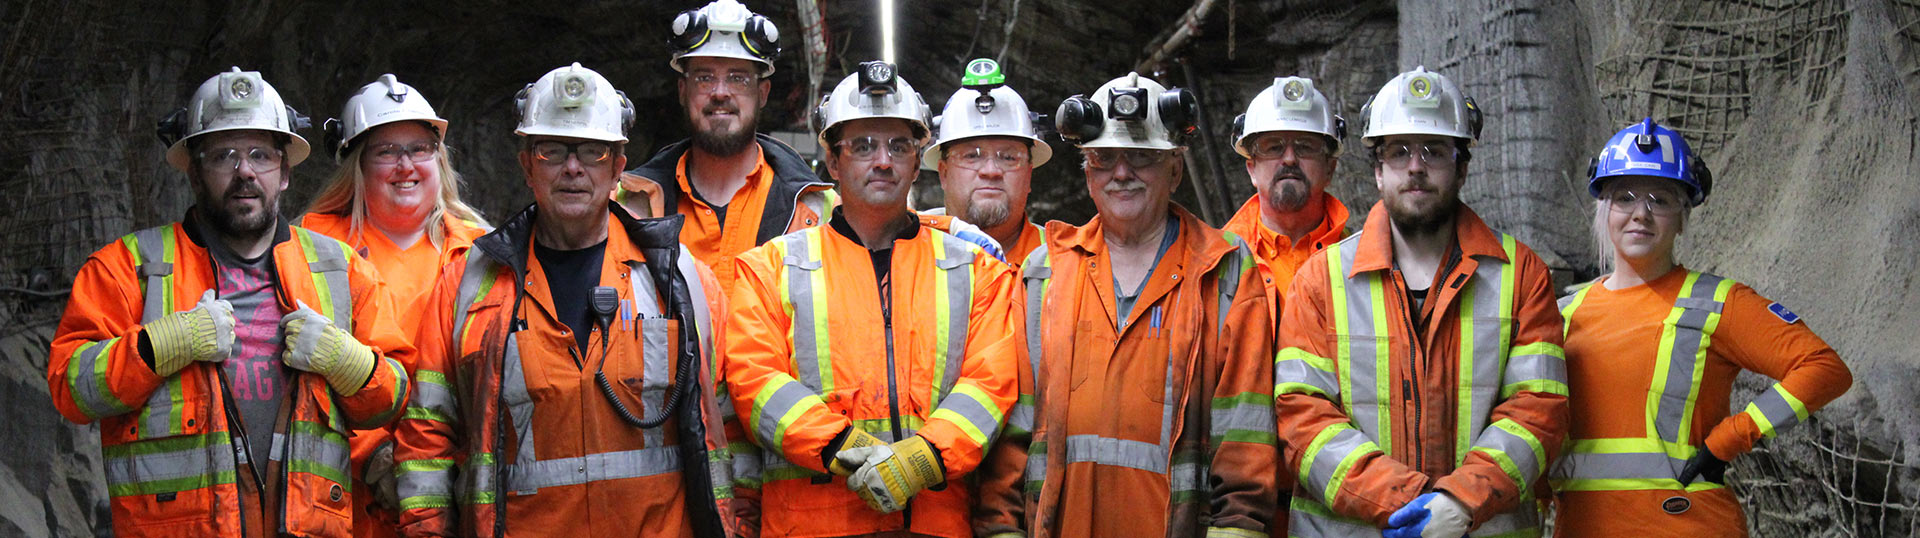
<box><xmin>1054</xmin><ymin>72</ymin><xmax>1198</xmax><ymax>150</ymax></box>
<box><xmin>669</xmin><ymin>0</ymin><xmax>780</xmax><ymax>76</ymax></box>
<box><xmin>514</xmin><ymin>63</ymin><xmax>635</xmax><ymax>143</ymax></box>
<box><xmin>922</xmin><ymin>59</ymin><xmax>1053</xmax><ymax>169</ymax></box>
<box><xmin>1360</xmin><ymin>66</ymin><xmax>1481</xmax><ymax>147</ymax></box>
<box><xmin>812</xmin><ymin>61</ymin><xmax>931</xmax><ymax>150</ymax></box>
<box><xmin>324</xmin><ymin>74</ymin><xmax>448</xmax><ymax>161</ymax></box>
<box><xmin>157</xmin><ymin>67</ymin><xmax>312</xmax><ymax>172</ymax></box>
<box><xmin>1233</xmin><ymin>76</ymin><xmax>1346</xmax><ymax>157</ymax></box>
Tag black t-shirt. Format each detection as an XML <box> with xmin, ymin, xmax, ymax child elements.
<box><xmin>535</xmin><ymin>240</ymin><xmax>607</xmax><ymax>353</ymax></box>
<box><xmin>687</xmin><ymin>182</ymin><xmax>731</xmax><ymax>227</ymax></box>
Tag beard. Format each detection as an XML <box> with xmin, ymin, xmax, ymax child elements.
<box><xmin>692</xmin><ymin>105</ymin><xmax>757</xmax><ymax>156</ymax></box>
<box><xmin>962</xmin><ymin>196</ymin><xmax>1011</xmax><ymax>229</ymax></box>
<box><xmin>197</xmin><ymin>179</ymin><xmax>278</xmax><ymax>238</ymax></box>
<box><xmin>1263</xmin><ymin>164</ymin><xmax>1312</xmax><ymax>213</ymax></box>
<box><xmin>1382</xmin><ymin>176</ymin><xmax>1459</xmax><ymax>237</ymax></box>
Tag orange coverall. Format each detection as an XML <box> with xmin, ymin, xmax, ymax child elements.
<box><xmin>724</xmin><ymin>216</ymin><xmax>1022</xmax><ymax>538</ymax></box>
<box><xmin>49</xmin><ymin>217</ymin><xmax>413</xmax><ymax>537</ymax></box>
<box><xmin>300</xmin><ymin>211</ymin><xmax>486</xmax><ymax>538</ymax></box>
<box><xmin>1274</xmin><ymin>203</ymin><xmax>1570</xmax><ymax>536</ymax></box>
<box><xmin>974</xmin><ymin>205</ymin><xmax>1280</xmax><ymax>538</ymax></box>
<box><xmin>1551</xmin><ymin>267</ymin><xmax>1852</xmax><ymax>536</ymax></box>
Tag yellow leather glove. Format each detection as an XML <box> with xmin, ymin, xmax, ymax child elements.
<box><xmin>838</xmin><ymin>435</ymin><xmax>944</xmax><ymax>513</ymax></box>
<box><xmin>824</xmin><ymin>428</ymin><xmax>887</xmax><ymax>476</ymax></box>
<box><xmin>144</xmin><ymin>290</ymin><xmax>235</xmax><ymax>376</ymax></box>
<box><xmin>280</xmin><ymin>300</ymin><xmax>376</xmax><ymax>395</ymax></box>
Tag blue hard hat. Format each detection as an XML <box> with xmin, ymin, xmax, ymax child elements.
<box><xmin>1587</xmin><ymin>118</ymin><xmax>1712</xmax><ymax>206</ymax></box>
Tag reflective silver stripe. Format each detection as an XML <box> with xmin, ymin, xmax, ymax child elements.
<box><xmin>1005</xmin><ymin>396</ymin><xmax>1035</xmax><ymax>435</ymax></box>
<box><xmin>1470</xmin><ymin>507</ymin><xmax>1541</xmax><ymax>537</ymax></box>
<box><xmin>507</xmin><ymin>447</ymin><xmax>682</xmax><ymax>493</ymax></box>
<box><xmin>69</xmin><ymin>339</ymin><xmax>132</xmax><ymax>419</ymax></box>
<box><xmin>1214</xmin><ymin>236</ymin><xmax>1249</xmax><ymax>343</ymax></box>
<box><xmin>1654</xmin><ymin>273</ymin><xmax>1726</xmax><ymax>445</ymax></box>
<box><xmin>449</xmin><ymin>252</ymin><xmax>496</xmax><ymax>357</ymax></box>
<box><xmin>409</xmin><ymin>370</ymin><xmax>457</xmax><ymax>421</ymax></box>
<box><xmin>133</xmin><ymin>225</ymin><xmax>174</xmax><ymax>324</ymax></box>
<box><xmin>278</xmin><ymin>425</ymin><xmax>353</xmax><ymax>485</ymax></box>
<box><xmin>753</xmin><ymin>381</ymin><xmax>816</xmax><ymax>452</ymax></box>
<box><xmin>1470</xmin><ymin>421</ymin><xmax>1544</xmax><ymax>488</ymax></box>
<box><xmin>625</xmin><ymin>261</ymin><xmax>662</xmax><ymax>318</ymax></box>
<box><xmin>1747</xmin><ymin>385</ymin><xmax>1804</xmax><ymax>434</ymax></box>
<box><xmin>782</xmin><ymin>232</ymin><xmax>829</xmax><ymax>392</ymax></box>
<box><xmin>1209</xmin><ymin>402</ymin><xmax>1275</xmax><ymax>440</ymax></box>
<box><xmin>639</xmin><ymin>319</ymin><xmax>672</xmax><ymax>446</ymax></box>
<box><xmin>930</xmin><ymin>384</ymin><xmax>1001</xmax><ymax>443</ymax></box>
<box><xmin>1063</xmin><ymin>434</ymin><xmax>1166</xmax><ymax>473</ymax></box>
<box><xmin>1159</xmin><ymin>355</ymin><xmax>1177</xmax><ymax>449</ymax></box>
<box><xmin>104</xmin><ymin>434</ymin><xmax>232</xmax><ymax>488</ymax></box>
<box><xmin>1456</xmin><ymin>247</ymin><xmax>1509</xmax><ymax>462</ymax></box>
<box><xmin>1169</xmin><ymin>460</ymin><xmax>1204</xmax><ymax>496</ymax></box>
<box><xmin>675</xmin><ymin>246</ymin><xmax>714</xmax><ymax>360</ymax></box>
<box><xmin>1024</xmin><ymin>449</ymin><xmax>1047</xmax><ymax>486</ymax></box>
<box><xmin>138</xmin><ymin>377</ymin><xmax>185</xmax><ymax>439</ymax></box>
<box><xmin>1287</xmin><ymin>498</ymin><xmax>1378</xmax><ymax>537</ymax></box>
<box><xmin>933</xmin><ymin>232</ymin><xmax>974</xmax><ymax>401</ymax></box>
<box><xmin>1556</xmin><ymin>451</ymin><xmax>1689</xmax><ymax>481</ymax></box>
<box><xmin>1301</xmin><ymin>426</ymin><xmax>1373</xmax><ymax>504</ymax></box>
<box><xmin>302</xmin><ymin>230</ymin><xmax>356</xmax><ymax>332</ymax></box>
<box><xmin>1274</xmin><ymin>350</ymin><xmax>1339</xmax><ymax>398</ymax></box>
<box><xmin>462</xmin><ymin>455</ymin><xmax>498</xmax><ymax>504</ymax></box>
<box><xmin>1502</xmin><ymin>351</ymin><xmax>1566</xmax><ymax>393</ymax></box>
<box><xmin>502</xmin><ymin>333</ymin><xmax>538</xmax><ymax>472</ymax></box>
<box><xmin>1022</xmin><ymin>246</ymin><xmax>1051</xmax><ymax>393</ymax></box>
<box><xmin>396</xmin><ymin>459</ymin><xmax>454</xmax><ymax>506</ymax></box>
<box><xmin>1333</xmin><ymin>238</ymin><xmax>1391</xmax><ymax>453</ymax></box>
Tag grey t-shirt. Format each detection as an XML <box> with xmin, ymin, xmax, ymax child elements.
<box><xmin>204</xmin><ymin>232</ymin><xmax>290</xmax><ymax>464</ymax></box>
<box><xmin>1114</xmin><ymin>215</ymin><xmax>1181</xmax><ymax>327</ymax></box>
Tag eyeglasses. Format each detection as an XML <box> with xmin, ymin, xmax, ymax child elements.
<box><xmin>1378</xmin><ymin>142</ymin><xmax>1457</xmax><ymax>170</ymax></box>
<box><xmin>836</xmin><ymin>136</ymin><xmax>920</xmax><ymax>161</ymax></box>
<box><xmin>365</xmin><ymin>141</ymin><xmax>440</xmax><ymax>165</ymax></box>
<box><xmin>1248</xmin><ymin>136</ymin><xmax>1332</xmax><ymax>161</ymax></box>
<box><xmin>1082</xmin><ymin>148</ymin><xmax>1176</xmax><ymax>170</ymax></box>
<box><xmin>198</xmin><ymin>147</ymin><xmax>284</xmax><ymax>173</ymax></box>
<box><xmin>530</xmin><ymin>141</ymin><xmax>617</xmax><ymax>165</ymax></box>
<box><xmin>945</xmin><ymin>146</ymin><xmax>1030</xmax><ymax>171</ymax></box>
<box><xmin>687</xmin><ymin>72</ymin><xmax>755</xmax><ymax>92</ymax></box>
<box><xmin>1605</xmin><ymin>190</ymin><xmax>1684</xmax><ymax>217</ymax></box>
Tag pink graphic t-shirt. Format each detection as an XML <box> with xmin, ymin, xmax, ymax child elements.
<box><xmin>208</xmin><ymin>239</ymin><xmax>290</xmax><ymax>463</ymax></box>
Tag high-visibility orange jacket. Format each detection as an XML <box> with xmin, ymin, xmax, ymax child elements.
<box><xmin>48</xmin><ymin>213</ymin><xmax>414</xmax><ymax>538</ymax></box>
<box><xmin>393</xmin><ymin>207</ymin><xmax>738</xmax><ymax>538</ymax></box>
<box><xmin>917</xmin><ymin>211</ymin><xmax>1048</xmax><ymax>271</ymax></box>
<box><xmin>615</xmin><ymin>134</ymin><xmax>838</xmax><ymax>291</ymax></box>
<box><xmin>299</xmin><ymin>211</ymin><xmax>488</xmax><ymax>538</ymax></box>
<box><xmin>1550</xmin><ymin>267</ymin><xmax>1852</xmax><ymax>536</ymax></box>
<box><xmin>1273</xmin><ymin>202</ymin><xmax>1570</xmax><ymax>536</ymax></box>
<box><xmin>974</xmin><ymin>205</ymin><xmax>1280</xmax><ymax>538</ymax></box>
<box><xmin>1220</xmin><ymin>194</ymin><xmax>1349</xmax><ymax>300</ymax></box>
<box><xmin>724</xmin><ymin>212</ymin><xmax>1022</xmax><ymax>538</ymax></box>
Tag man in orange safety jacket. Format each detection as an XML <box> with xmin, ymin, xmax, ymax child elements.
<box><xmin>974</xmin><ymin>72</ymin><xmax>1281</xmax><ymax>538</ymax></box>
<box><xmin>47</xmin><ymin>67</ymin><xmax>414</xmax><ymax>538</ymax></box>
<box><xmin>1272</xmin><ymin>67</ymin><xmax>1570</xmax><ymax>538</ymax></box>
<box><xmin>392</xmin><ymin>63</ymin><xmax>739</xmax><ymax>538</ymax></box>
<box><xmin>723</xmin><ymin>62</ymin><xmax>1022</xmax><ymax>538</ymax></box>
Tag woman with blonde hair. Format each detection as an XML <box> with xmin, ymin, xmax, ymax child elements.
<box><xmin>300</xmin><ymin>73</ymin><xmax>488</xmax><ymax>538</ymax></box>
<box><xmin>1548</xmin><ymin>118</ymin><xmax>1852</xmax><ymax>536</ymax></box>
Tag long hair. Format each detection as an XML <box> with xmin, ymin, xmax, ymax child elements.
<box><xmin>306</xmin><ymin>132</ymin><xmax>488</xmax><ymax>251</ymax></box>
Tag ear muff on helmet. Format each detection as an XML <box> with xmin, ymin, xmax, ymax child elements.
<box><xmin>616</xmin><ymin>90</ymin><xmax>637</xmax><ymax>133</ymax></box>
<box><xmin>1357</xmin><ymin>95</ymin><xmax>1375</xmax><ymax>146</ymax></box>
<box><xmin>1231</xmin><ymin>113</ymin><xmax>1247</xmax><ymax>142</ymax></box>
<box><xmin>669</xmin><ymin>9</ymin><xmax>709</xmax><ymax>51</ymax></box>
<box><xmin>286</xmin><ymin>105</ymin><xmax>311</xmax><ymax>132</ymax></box>
<box><xmin>1157</xmin><ymin>88</ymin><xmax>1198</xmax><ymax>142</ymax></box>
<box><xmin>1030</xmin><ymin>111</ymin><xmax>1053</xmax><ymax>138</ymax></box>
<box><xmin>513</xmin><ymin>84</ymin><xmax>533</xmax><ymax>122</ymax></box>
<box><xmin>1056</xmin><ymin>94</ymin><xmax>1103</xmax><ymax>143</ymax></box>
<box><xmin>1332</xmin><ymin>115</ymin><xmax>1348</xmax><ymax>141</ymax></box>
<box><xmin>156</xmin><ymin>107</ymin><xmax>188</xmax><ymax>147</ymax></box>
<box><xmin>741</xmin><ymin>14</ymin><xmax>780</xmax><ymax>61</ymax></box>
<box><xmin>1463</xmin><ymin>96</ymin><xmax>1483</xmax><ymax>140</ymax></box>
<box><xmin>322</xmin><ymin>118</ymin><xmax>346</xmax><ymax>158</ymax></box>
<box><xmin>1689</xmin><ymin>154</ymin><xmax>1712</xmax><ymax>205</ymax></box>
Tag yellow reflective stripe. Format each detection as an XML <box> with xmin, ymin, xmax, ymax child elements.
<box><xmin>929</xmin><ymin>382</ymin><xmax>1003</xmax><ymax>447</ymax></box>
<box><xmin>1364</xmin><ymin>270</ymin><xmax>1391</xmax><ymax>455</ymax></box>
<box><xmin>1297</xmin><ymin>423</ymin><xmax>1380</xmax><ymax>505</ymax></box>
<box><xmin>295</xmin><ymin>230</ymin><xmax>338</xmax><ymax>322</ymax></box>
<box><xmin>930</xmin><ymin>235</ymin><xmax>953</xmax><ymax>405</ymax></box>
<box><xmin>750</xmin><ymin>378</ymin><xmax>827</xmax><ymax>455</ymax></box>
<box><xmin>1457</xmin><ymin>272</ymin><xmax>1479</xmax><ymax>462</ymax></box>
<box><xmin>1743</xmin><ymin>383</ymin><xmax>1810</xmax><ymax>439</ymax></box>
<box><xmin>1274</xmin><ymin>347</ymin><xmax>1337</xmax><ymax>398</ymax></box>
<box><xmin>1559</xmin><ymin>284</ymin><xmax>1594</xmax><ymax>338</ymax></box>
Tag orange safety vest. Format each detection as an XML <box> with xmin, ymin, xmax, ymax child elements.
<box><xmin>724</xmin><ymin>220</ymin><xmax>1023</xmax><ymax>538</ymax></box>
<box><xmin>48</xmin><ymin>219</ymin><xmax>413</xmax><ymax>537</ymax></box>
<box><xmin>394</xmin><ymin>208</ymin><xmax>736</xmax><ymax>538</ymax></box>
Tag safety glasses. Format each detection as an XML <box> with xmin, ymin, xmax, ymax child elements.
<box><xmin>1378</xmin><ymin>142</ymin><xmax>1457</xmax><ymax>170</ymax></box>
<box><xmin>198</xmin><ymin>147</ymin><xmax>284</xmax><ymax>173</ymax></box>
<box><xmin>945</xmin><ymin>146</ymin><xmax>1030</xmax><ymax>171</ymax></box>
<box><xmin>365</xmin><ymin>141</ymin><xmax>440</xmax><ymax>165</ymax></box>
<box><xmin>531</xmin><ymin>141</ymin><xmax>616</xmax><ymax>165</ymax></box>
<box><xmin>1082</xmin><ymin>148</ymin><xmax>1176</xmax><ymax>170</ymax></box>
<box><xmin>837</xmin><ymin>136</ymin><xmax>920</xmax><ymax>162</ymax></box>
<box><xmin>1605</xmin><ymin>190</ymin><xmax>1685</xmax><ymax>217</ymax></box>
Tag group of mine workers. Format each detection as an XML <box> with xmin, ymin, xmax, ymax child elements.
<box><xmin>46</xmin><ymin>1</ymin><xmax>1855</xmax><ymax>537</ymax></box>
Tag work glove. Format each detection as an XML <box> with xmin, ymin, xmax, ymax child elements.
<box><xmin>281</xmin><ymin>300</ymin><xmax>377</xmax><ymax>396</ymax></box>
<box><xmin>1383</xmin><ymin>492</ymin><xmax>1471</xmax><ymax>538</ymax></box>
<box><xmin>362</xmin><ymin>439</ymin><xmax>400</xmax><ymax>511</ymax></box>
<box><xmin>946</xmin><ymin>218</ymin><xmax>1005</xmax><ymax>262</ymax></box>
<box><xmin>1677</xmin><ymin>447</ymin><xmax>1729</xmax><ymax>486</ymax></box>
<box><xmin>143</xmin><ymin>290</ymin><xmax>236</xmax><ymax>377</ymax></box>
<box><xmin>824</xmin><ymin>427</ymin><xmax>888</xmax><ymax>476</ymax></box>
<box><xmin>838</xmin><ymin>435</ymin><xmax>944</xmax><ymax>514</ymax></box>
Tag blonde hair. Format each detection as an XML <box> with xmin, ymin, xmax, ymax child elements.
<box><xmin>306</xmin><ymin>134</ymin><xmax>488</xmax><ymax>252</ymax></box>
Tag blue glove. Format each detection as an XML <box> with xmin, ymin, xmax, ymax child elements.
<box><xmin>945</xmin><ymin>218</ymin><xmax>1005</xmax><ymax>262</ymax></box>
<box><xmin>1383</xmin><ymin>492</ymin><xmax>1470</xmax><ymax>538</ymax></box>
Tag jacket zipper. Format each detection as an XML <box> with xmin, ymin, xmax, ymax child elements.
<box><xmin>1393</xmin><ymin>270</ymin><xmax>1425</xmax><ymax>472</ymax></box>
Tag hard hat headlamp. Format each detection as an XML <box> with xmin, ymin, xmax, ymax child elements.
<box><xmin>975</xmin><ymin>94</ymin><xmax>997</xmax><ymax>115</ymax></box>
<box><xmin>1404</xmin><ymin>72</ymin><xmax>1441</xmax><ymax>109</ymax></box>
<box><xmin>1110</xmin><ymin>87</ymin><xmax>1147</xmax><ymax>121</ymax></box>
<box><xmin>860</xmin><ymin>61</ymin><xmax>897</xmax><ymax>95</ymax></box>
<box><xmin>381</xmin><ymin>73</ymin><xmax>408</xmax><ymax>103</ymax></box>
<box><xmin>556</xmin><ymin>70</ymin><xmax>595</xmax><ymax>109</ymax></box>
<box><xmin>219</xmin><ymin>69</ymin><xmax>263</xmax><ymax>110</ymax></box>
<box><xmin>962</xmin><ymin>58</ymin><xmax>1005</xmax><ymax>88</ymax></box>
<box><xmin>1278</xmin><ymin>78</ymin><xmax>1313</xmax><ymax>111</ymax></box>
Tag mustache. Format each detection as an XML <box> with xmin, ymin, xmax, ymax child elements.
<box><xmin>703</xmin><ymin>104</ymin><xmax>740</xmax><ymax>115</ymax></box>
<box><xmin>223</xmin><ymin>181</ymin><xmax>263</xmax><ymax>198</ymax></box>
<box><xmin>1269</xmin><ymin>164</ymin><xmax>1308</xmax><ymax>183</ymax></box>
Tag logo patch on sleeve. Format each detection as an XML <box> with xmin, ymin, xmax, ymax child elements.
<box><xmin>1768</xmin><ymin>302</ymin><xmax>1801</xmax><ymax>324</ymax></box>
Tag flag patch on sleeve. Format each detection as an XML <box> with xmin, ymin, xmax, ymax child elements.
<box><xmin>1768</xmin><ymin>302</ymin><xmax>1800</xmax><ymax>324</ymax></box>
